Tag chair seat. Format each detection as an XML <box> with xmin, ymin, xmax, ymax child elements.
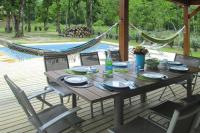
<box><xmin>150</xmin><ymin>101</ymin><xmax>183</xmax><ymax>119</ymax></box>
<box><xmin>114</xmin><ymin>117</ymin><xmax>166</xmax><ymax>133</ymax></box>
<box><xmin>29</xmin><ymin>104</ymin><xmax>83</xmax><ymax>133</ymax></box>
<box><xmin>49</xmin><ymin>84</ymin><xmax>72</xmax><ymax>97</ymax></box>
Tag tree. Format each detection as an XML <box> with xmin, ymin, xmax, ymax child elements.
<box><xmin>55</xmin><ymin>0</ymin><xmax>61</xmax><ymax>34</ymax></box>
<box><xmin>2</xmin><ymin>0</ymin><xmax>13</xmax><ymax>33</ymax></box>
<box><xmin>12</xmin><ymin>0</ymin><xmax>25</xmax><ymax>37</ymax></box>
<box><xmin>25</xmin><ymin>0</ymin><xmax>36</xmax><ymax>32</ymax></box>
<box><xmin>42</xmin><ymin>0</ymin><xmax>53</xmax><ymax>31</ymax></box>
<box><xmin>86</xmin><ymin>0</ymin><xmax>93</xmax><ymax>29</ymax></box>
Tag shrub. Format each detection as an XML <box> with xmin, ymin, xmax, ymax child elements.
<box><xmin>93</xmin><ymin>20</ymin><xmax>105</xmax><ymax>26</ymax></box>
<box><xmin>34</xmin><ymin>26</ymin><xmax>38</xmax><ymax>31</ymax></box>
<box><xmin>44</xmin><ymin>26</ymin><xmax>49</xmax><ymax>31</ymax></box>
<box><xmin>191</xmin><ymin>38</ymin><xmax>199</xmax><ymax>52</ymax></box>
<box><xmin>38</xmin><ymin>26</ymin><xmax>42</xmax><ymax>31</ymax></box>
<box><xmin>24</xmin><ymin>26</ymin><xmax>27</xmax><ymax>31</ymax></box>
<box><xmin>168</xmin><ymin>40</ymin><xmax>174</xmax><ymax>48</ymax></box>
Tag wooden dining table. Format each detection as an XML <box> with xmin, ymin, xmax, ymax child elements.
<box><xmin>45</xmin><ymin>65</ymin><xmax>200</xmax><ymax>129</ymax></box>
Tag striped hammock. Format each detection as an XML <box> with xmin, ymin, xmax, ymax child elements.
<box><xmin>0</xmin><ymin>23</ymin><xmax>119</xmax><ymax>56</ymax></box>
<box><xmin>130</xmin><ymin>24</ymin><xmax>184</xmax><ymax>44</ymax></box>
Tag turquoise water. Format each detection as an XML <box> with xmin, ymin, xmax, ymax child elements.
<box><xmin>0</xmin><ymin>42</ymin><xmax>117</xmax><ymax>60</ymax></box>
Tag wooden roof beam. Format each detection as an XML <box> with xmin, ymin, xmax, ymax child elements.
<box><xmin>190</xmin><ymin>1</ymin><xmax>200</xmax><ymax>5</ymax></box>
<box><xmin>189</xmin><ymin>6</ymin><xmax>200</xmax><ymax>19</ymax></box>
<box><xmin>168</xmin><ymin>0</ymin><xmax>186</xmax><ymax>6</ymax></box>
<box><xmin>169</xmin><ymin>0</ymin><xmax>200</xmax><ymax>6</ymax></box>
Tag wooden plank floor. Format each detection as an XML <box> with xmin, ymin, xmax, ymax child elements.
<box><xmin>0</xmin><ymin>58</ymin><xmax>200</xmax><ymax>133</ymax></box>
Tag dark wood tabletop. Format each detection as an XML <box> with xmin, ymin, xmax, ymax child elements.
<box><xmin>45</xmin><ymin>65</ymin><xmax>200</xmax><ymax>103</ymax></box>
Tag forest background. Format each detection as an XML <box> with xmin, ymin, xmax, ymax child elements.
<box><xmin>0</xmin><ymin>0</ymin><xmax>199</xmax><ymax>55</ymax></box>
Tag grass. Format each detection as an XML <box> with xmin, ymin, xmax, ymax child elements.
<box><xmin>160</xmin><ymin>47</ymin><xmax>200</xmax><ymax>58</ymax></box>
<box><xmin>0</xmin><ymin>21</ymin><xmax>199</xmax><ymax>57</ymax></box>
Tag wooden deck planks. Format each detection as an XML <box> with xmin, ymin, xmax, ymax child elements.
<box><xmin>0</xmin><ymin>58</ymin><xmax>200</xmax><ymax>133</ymax></box>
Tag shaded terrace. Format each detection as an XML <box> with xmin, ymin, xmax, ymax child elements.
<box><xmin>1</xmin><ymin>0</ymin><xmax>200</xmax><ymax>133</ymax></box>
<box><xmin>0</xmin><ymin>55</ymin><xmax>200</xmax><ymax>132</ymax></box>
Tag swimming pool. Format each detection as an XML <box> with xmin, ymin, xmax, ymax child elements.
<box><xmin>0</xmin><ymin>42</ymin><xmax>118</xmax><ymax>60</ymax></box>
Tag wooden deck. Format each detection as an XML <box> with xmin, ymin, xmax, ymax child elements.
<box><xmin>0</xmin><ymin>58</ymin><xmax>200</xmax><ymax>133</ymax></box>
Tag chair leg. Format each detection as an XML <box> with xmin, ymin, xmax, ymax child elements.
<box><xmin>67</xmin><ymin>95</ymin><xmax>70</xmax><ymax>103</ymax></box>
<box><xmin>90</xmin><ymin>103</ymin><xmax>94</xmax><ymax>118</ymax></box>
<box><xmin>41</xmin><ymin>87</ymin><xmax>47</xmax><ymax>109</ymax></box>
<box><xmin>168</xmin><ymin>86</ymin><xmax>176</xmax><ymax>97</ymax></box>
<box><xmin>159</xmin><ymin>86</ymin><xmax>167</xmax><ymax>101</ymax></box>
<box><xmin>60</xmin><ymin>95</ymin><xmax>64</xmax><ymax>104</ymax></box>
<box><xmin>100</xmin><ymin>101</ymin><xmax>104</xmax><ymax>114</ymax></box>
<box><xmin>129</xmin><ymin>97</ymin><xmax>132</xmax><ymax>105</ymax></box>
<box><xmin>192</xmin><ymin>75</ymin><xmax>198</xmax><ymax>92</ymax></box>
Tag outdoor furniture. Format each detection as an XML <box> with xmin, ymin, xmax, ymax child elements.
<box><xmin>105</xmin><ymin>50</ymin><xmax>121</xmax><ymax>61</ymax></box>
<box><xmin>174</xmin><ymin>54</ymin><xmax>200</xmax><ymax>91</ymax></box>
<box><xmin>159</xmin><ymin>54</ymin><xmax>200</xmax><ymax>100</ymax></box>
<box><xmin>80</xmin><ymin>52</ymin><xmax>103</xmax><ymax>118</ymax></box>
<box><xmin>109</xmin><ymin>98</ymin><xmax>200</xmax><ymax>133</ymax></box>
<box><xmin>105</xmin><ymin>50</ymin><xmax>132</xmax><ymax>104</ymax></box>
<box><xmin>45</xmin><ymin>62</ymin><xmax>200</xmax><ymax>130</ymax></box>
<box><xmin>80</xmin><ymin>52</ymin><xmax>100</xmax><ymax>66</ymax></box>
<box><xmin>43</xmin><ymin>54</ymin><xmax>72</xmax><ymax>107</ymax></box>
<box><xmin>4</xmin><ymin>75</ymin><xmax>83</xmax><ymax>133</ymax></box>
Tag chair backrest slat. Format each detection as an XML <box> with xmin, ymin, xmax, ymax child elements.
<box><xmin>80</xmin><ymin>52</ymin><xmax>100</xmax><ymax>66</ymax></box>
<box><xmin>175</xmin><ymin>54</ymin><xmax>200</xmax><ymax>68</ymax></box>
<box><xmin>4</xmin><ymin>75</ymin><xmax>43</xmax><ymax>127</ymax></box>
<box><xmin>44</xmin><ymin>54</ymin><xmax>69</xmax><ymax>84</ymax></box>
<box><xmin>105</xmin><ymin>50</ymin><xmax>121</xmax><ymax>62</ymax></box>
<box><xmin>4</xmin><ymin>75</ymin><xmax>31</xmax><ymax>117</ymax></box>
<box><xmin>167</xmin><ymin>100</ymin><xmax>200</xmax><ymax>133</ymax></box>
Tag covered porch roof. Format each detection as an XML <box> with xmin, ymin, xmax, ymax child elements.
<box><xmin>119</xmin><ymin>0</ymin><xmax>200</xmax><ymax>61</ymax></box>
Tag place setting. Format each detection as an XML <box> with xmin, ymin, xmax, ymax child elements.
<box><xmin>167</xmin><ymin>61</ymin><xmax>189</xmax><ymax>72</ymax></box>
<box><xmin>169</xmin><ymin>65</ymin><xmax>189</xmax><ymax>72</ymax></box>
<box><xmin>138</xmin><ymin>71</ymin><xmax>168</xmax><ymax>81</ymax></box>
<box><xmin>94</xmin><ymin>79</ymin><xmax>136</xmax><ymax>92</ymax></box>
<box><xmin>65</xmin><ymin>66</ymin><xmax>99</xmax><ymax>75</ymax></box>
<box><xmin>61</xmin><ymin>75</ymin><xmax>93</xmax><ymax>88</ymax></box>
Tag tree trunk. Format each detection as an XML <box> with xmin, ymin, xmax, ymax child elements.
<box><xmin>27</xmin><ymin>19</ymin><xmax>31</xmax><ymax>32</ymax></box>
<box><xmin>13</xmin><ymin>15</ymin><xmax>21</xmax><ymax>37</ymax></box>
<box><xmin>56</xmin><ymin>0</ymin><xmax>61</xmax><ymax>34</ymax></box>
<box><xmin>67</xmin><ymin>0</ymin><xmax>71</xmax><ymax>28</ymax></box>
<box><xmin>5</xmin><ymin>11</ymin><xmax>12</xmax><ymax>33</ymax></box>
<box><xmin>20</xmin><ymin>0</ymin><xmax>24</xmax><ymax>35</ymax></box>
<box><xmin>44</xmin><ymin>7</ymin><xmax>49</xmax><ymax>31</ymax></box>
<box><xmin>14</xmin><ymin>0</ymin><xmax>24</xmax><ymax>37</ymax></box>
<box><xmin>27</xmin><ymin>4</ymin><xmax>31</xmax><ymax>32</ymax></box>
<box><xmin>86</xmin><ymin>0</ymin><xmax>93</xmax><ymax>30</ymax></box>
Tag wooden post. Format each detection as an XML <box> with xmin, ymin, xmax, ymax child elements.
<box><xmin>119</xmin><ymin>0</ymin><xmax>129</xmax><ymax>61</ymax></box>
<box><xmin>183</xmin><ymin>5</ymin><xmax>190</xmax><ymax>56</ymax></box>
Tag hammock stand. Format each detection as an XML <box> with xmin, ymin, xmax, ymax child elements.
<box><xmin>130</xmin><ymin>24</ymin><xmax>185</xmax><ymax>50</ymax></box>
<box><xmin>0</xmin><ymin>23</ymin><xmax>119</xmax><ymax>56</ymax></box>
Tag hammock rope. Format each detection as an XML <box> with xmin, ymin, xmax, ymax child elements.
<box><xmin>0</xmin><ymin>22</ymin><xmax>119</xmax><ymax>56</ymax></box>
<box><xmin>130</xmin><ymin>24</ymin><xmax>184</xmax><ymax>44</ymax></box>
